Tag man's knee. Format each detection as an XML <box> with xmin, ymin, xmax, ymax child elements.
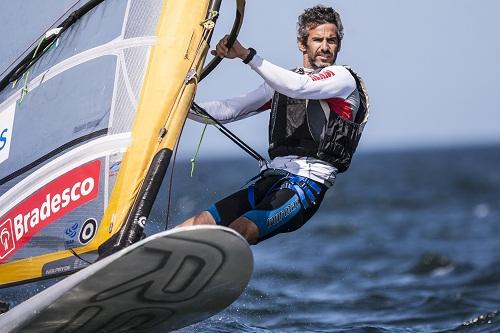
<box><xmin>229</xmin><ymin>217</ymin><xmax>259</xmax><ymax>245</ymax></box>
<box><xmin>194</xmin><ymin>211</ymin><xmax>216</xmax><ymax>225</ymax></box>
<box><xmin>177</xmin><ymin>211</ymin><xmax>216</xmax><ymax>228</ymax></box>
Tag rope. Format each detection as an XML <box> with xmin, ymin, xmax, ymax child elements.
<box><xmin>0</xmin><ymin>0</ymin><xmax>82</xmax><ymax>80</ymax></box>
<box><xmin>69</xmin><ymin>248</ymin><xmax>92</xmax><ymax>265</ymax></box>
<box><xmin>19</xmin><ymin>37</ymin><xmax>47</xmax><ymax>104</ymax></box>
<box><xmin>164</xmin><ymin>140</ymin><xmax>181</xmax><ymax>230</ymax></box>
<box><xmin>190</xmin><ymin>122</ymin><xmax>208</xmax><ymax>177</ymax></box>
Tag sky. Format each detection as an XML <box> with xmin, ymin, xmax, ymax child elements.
<box><xmin>1</xmin><ymin>0</ymin><xmax>499</xmax><ymax>160</ymax></box>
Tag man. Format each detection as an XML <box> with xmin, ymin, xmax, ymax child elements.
<box><xmin>179</xmin><ymin>5</ymin><xmax>369</xmax><ymax>245</ymax></box>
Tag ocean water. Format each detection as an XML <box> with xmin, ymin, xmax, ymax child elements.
<box><xmin>153</xmin><ymin>144</ymin><xmax>500</xmax><ymax>332</ymax></box>
<box><xmin>1</xmin><ymin>144</ymin><xmax>499</xmax><ymax>332</ymax></box>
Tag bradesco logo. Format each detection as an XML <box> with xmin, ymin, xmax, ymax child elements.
<box><xmin>0</xmin><ymin>219</ymin><xmax>15</xmax><ymax>260</ymax></box>
<box><xmin>0</xmin><ymin>160</ymin><xmax>101</xmax><ymax>263</ymax></box>
<box><xmin>0</xmin><ymin>103</ymin><xmax>16</xmax><ymax>164</ymax></box>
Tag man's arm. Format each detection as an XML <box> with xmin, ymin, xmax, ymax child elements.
<box><xmin>248</xmin><ymin>55</ymin><xmax>356</xmax><ymax>100</ymax></box>
<box><xmin>211</xmin><ymin>36</ymin><xmax>356</xmax><ymax>101</ymax></box>
<box><xmin>188</xmin><ymin>82</ymin><xmax>273</xmax><ymax>124</ymax></box>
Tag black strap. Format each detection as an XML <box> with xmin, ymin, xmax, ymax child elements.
<box><xmin>242</xmin><ymin>47</ymin><xmax>256</xmax><ymax>64</ymax></box>
<box><xmin>191</xmin><ymin>102</ymin><xmax>267</xmax><ymax>166</ymax></box>
<box><xmin>200</xmin><ymin>0</ymin><xmax>246</xmax><ymax>81</ymax></box>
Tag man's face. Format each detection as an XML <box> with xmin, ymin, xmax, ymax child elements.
<box><xmin>299</xmin><ymin>23</ymin><xmax>339</xmax><ymax>69</ymax></box>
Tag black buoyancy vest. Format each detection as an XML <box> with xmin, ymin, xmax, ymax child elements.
<box><xmin>268</xmin><ymin>66</ymin><xmax>369</xmax><ymax>173</ymax></box>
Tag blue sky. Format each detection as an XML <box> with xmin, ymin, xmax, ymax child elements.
<box><xmin>1</xmin><ymin>0</ymin><xmax>499</xmax><ymax>160</ymax></box>
<box><xmin>188</xmin><ymin>0</ymin><xmax>500</xmax><ymax>159</ymax></box>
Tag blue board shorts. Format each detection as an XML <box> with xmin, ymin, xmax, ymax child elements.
<box><xmin>206</xmin><ymin>170</ymin><xmax>328</xmax><ymax>243</ymax></box>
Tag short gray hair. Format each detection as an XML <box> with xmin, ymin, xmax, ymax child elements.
<box><xmin>297</xmin><ymin>5</ymin><xmax>344</xmax><ymax>49</ymax></box>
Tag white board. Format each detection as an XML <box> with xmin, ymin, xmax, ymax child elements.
<box><xmin>0</xmin><ymin>225</ymin><xmax>253</xmax><ymax>332</ymax></box>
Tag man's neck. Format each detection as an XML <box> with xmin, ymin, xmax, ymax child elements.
<box><xmin>302</xmin><ymin>62</ymin><xmax>333</xmax><ymax>71</ymax></box>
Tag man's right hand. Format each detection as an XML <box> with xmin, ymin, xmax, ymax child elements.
<box><xmin>211</xmin><ymin>35</ymin><xmax>250</xmax><ymax>61</ymax></box>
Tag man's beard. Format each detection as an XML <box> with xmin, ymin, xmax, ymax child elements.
<box><xmin>309</xmin><ymin>53</ymin><xmax>337</xmax><ymax>69</ymax></box>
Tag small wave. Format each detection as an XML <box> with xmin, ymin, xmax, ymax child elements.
<box><xmin>453</xmin><ymin>177</ymin><xmax>496</xmax><ymax>195</ymax></box>
<box><xmin>174</xmin><ymin>318</ymin><xmax>273</xmax><ymax>333</ymax></box>
<box><xmin>312</xmin><ymin>223</ymin><xmax>358</xmax><ymax>238</ymax></box>
<box><xmin>462</xmin><ymin>311</ymin><xmax>499</xmax><ymax>327</ymax></box>
<box><xmin>466</xmin><ymin>263</ymin><xmax>500</xmax><ymax>287</ymax></box>
<box><xmin>349</xmin><ymin>293</ymin><xmax>399</xmax><ymax>311</ymax></box>
<box><xmin>335</xmin><ymin>326</ymin><xmax>394</xmax><ymax>333</ymax></box>
<box><xmin>440</xmin><ymin>311</ymin><xmax>500</xmax><ymax>332</ymax></box>
<box><xmin>409</xmin><ymin>253</ymin><xmax>455</xmax><ymax>276</ymax></box>
<box><xmin>253</xmin><ymin>267</ymin><xmax>309</xmax><ymax>282</ymax></box>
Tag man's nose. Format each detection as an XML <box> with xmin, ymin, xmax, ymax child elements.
<box><xmin>321</xmin><ymin>39</ymin><xmax>329</xmax><ymax>51</ymax></box>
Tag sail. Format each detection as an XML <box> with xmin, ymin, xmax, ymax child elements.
<box><xmin>0</xmin><ymin>0</ymin><xmax>222</xmax><ymax>288</ymax></box>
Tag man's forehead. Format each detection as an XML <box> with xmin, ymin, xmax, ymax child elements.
<box><xmin>307</xmin><ymin>23</ymin><xmax>338</xmax><ymax>36</ymax></box>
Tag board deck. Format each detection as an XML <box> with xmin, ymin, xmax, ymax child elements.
<box><xmin>0</xmin><ymin>225</ymin><xmax>253</xmax><ymax>332</ymax></box>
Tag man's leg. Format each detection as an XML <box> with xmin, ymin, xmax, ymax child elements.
<box><xmin>176</xmin><ymin>185</ymin><xmax>261</xmax><ymax>244</ymax></box>
<box><xmin>177</xmin><ymin>211</ymin><xmax>259</xmax><ymax>244</ymax></box>
<box><xmin>176</xmin><ymin>186</ymin><xmax>250</xmax><ymax>230</ymax></box>
<box><xmin>239</xmin><ymin>176</ymin><xmax>328</xmax><ymax>244</ymax></box>
<box><xmin>175</xmin><ymin>175</ymin><xmax>326</xmax><ymax>245</ymax></box>
<box><xmin>228</xmin><ymin>217</ymin><xmax>260</xmax><ymax>245</ymax></box>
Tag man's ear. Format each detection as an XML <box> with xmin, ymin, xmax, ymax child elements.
<box><xmin>297</xmin><ymin>38</ymin><xmax>307</xmax><ymax>52</ymax></box>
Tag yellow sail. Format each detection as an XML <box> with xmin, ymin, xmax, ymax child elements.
<box><xmin>0</xmin><ymin>0</ymin><xmax>219</xmax><ymax>287</ymax></box>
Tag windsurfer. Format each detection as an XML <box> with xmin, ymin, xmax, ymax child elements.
<box><xmin>179</xmin><ymin>5</ymin><xmax>369</xmax><ymax>245</ymax></box>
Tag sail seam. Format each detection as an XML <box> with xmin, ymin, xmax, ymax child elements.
<box><xmin>118</xmin><ymin>51</ymin><xmax>139</xmax><ymax>109</ymax></box>
<box><xmin>120</xmin><ymin>0</ymin><xmax>133</xmax><ymax>38</ymax></box>
<box><xmin>0</xmin><ymin>37</ymin><xmax>157</xmax><ymax>110</ymax></box>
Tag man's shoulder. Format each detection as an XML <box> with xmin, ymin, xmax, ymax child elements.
<box><xmin>309</xmin><ymin>65</ymin><xmax>355</xmax><ymax>81</ymax></box>
<box><xmin>331</xmin><ymin>65</ymin><xmax>362</xmax><ymax>78</ymax></box>
<box><xmin>339</xmin><ymin>65</ymin><xmax>368</xmax><ymax>93</ymax></box>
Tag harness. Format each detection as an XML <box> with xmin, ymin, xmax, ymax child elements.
<box><xmin>247</xmin><ymin>169</ymin><xmax>323</xmax><ymax>210</ymax></box>
<box><xmin>268</xmin><ymin>66</ymin><xmax>369</xmax><ymax>173</ymax></box>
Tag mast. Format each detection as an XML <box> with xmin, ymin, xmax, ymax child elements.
<box><xmin>103</xmin><ymin>0</ymin><xmax>247</xmax><ymax>255</ymax></box>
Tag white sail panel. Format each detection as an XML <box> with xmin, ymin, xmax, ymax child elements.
<box><xmin>0</xmin><ymin>0</ymin><xmax>164</xmax><ymax>285</ymax></box>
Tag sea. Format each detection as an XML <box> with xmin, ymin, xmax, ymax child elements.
<box><xmin>154</xmin><ymin>143</ymin><xmax>500</xmax><ymax>333</ymax></box>
<box><xmin>3</xmin><ymin>144</ymin><xmax>500</xmax><ymax>332</ymax></box>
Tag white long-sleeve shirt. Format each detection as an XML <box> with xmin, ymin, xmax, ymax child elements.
<box><xmin>189</xmin><ymin>54</ymin><xmax>360</xmax><ymax>186</ymax></box>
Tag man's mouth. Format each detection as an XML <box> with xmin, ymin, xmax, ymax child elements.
<box><xmin>317</xmin><ymin>54</ymin><xmax>332</xmax><ymax>61</ymax></box>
